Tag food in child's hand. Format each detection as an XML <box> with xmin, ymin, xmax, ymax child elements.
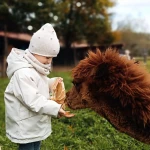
<box><xmin>50</xmin><ymin>77</ymin><xmax>66</xmax><ymax>109</ymax></box>
<box><xmin>50</xmin><ymin>78</ymin><xmax>75</xmax><ymax>118</ymax></box>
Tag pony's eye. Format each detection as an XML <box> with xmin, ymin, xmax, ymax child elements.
<box><xmin>72</xmin><ymin>81</ymin><xmax>80</xmax><ymax>87</ymax></box>
<box><xmin>72</xmin><ymin>80</ymin><xmax>81</xmax><ymax>92</ymax></box>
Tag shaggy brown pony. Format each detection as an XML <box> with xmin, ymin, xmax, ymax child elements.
<box><xmin>65</xmin><ymin>49</ymin><xmax>150</xmax><ymax>144</ymax></box>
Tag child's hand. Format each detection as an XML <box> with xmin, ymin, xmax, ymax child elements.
<box><xmin>58</xmin><ymin>108</ymin><xmax>75</xmax><ymax>118</ymax></box>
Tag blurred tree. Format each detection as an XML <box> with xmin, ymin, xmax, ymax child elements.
<box><xmin>54</xmin><ymin>0</ymin><xmax>115</xmax><ymax>49</ymax></box>
<box><xmin>0</xmin><ymin>1</ymin><xmax>16</xmax><ymax>32</ymax></box>
<box><xmin>0</xmin><ymin>0</ymin><xmax>56</xmax><ymax>33</ymax></box>
<box><xmin>0</xmin><ymin>0</ymin><xmax>115</xmax><ymax>46</ymax></box>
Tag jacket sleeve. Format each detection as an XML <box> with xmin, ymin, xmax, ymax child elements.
<box><xmin>12</xmin><ymin>71</ymin><xmax>61</xmax><ymax>117</ymax></box>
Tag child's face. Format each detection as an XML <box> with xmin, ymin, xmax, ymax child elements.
<box><xmin>33</xmin><ymin>54</ymin><xmax>53</xmax><ymax>65</ymax></box>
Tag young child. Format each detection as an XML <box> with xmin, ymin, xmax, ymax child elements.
<box><xmin>4</xmin><ymin>23</ymin><xmax>74</xmax><ymax>150</ymax></box>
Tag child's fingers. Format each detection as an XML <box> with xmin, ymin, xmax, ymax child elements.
<box><xmin>64</xmin><ymin>111</ymin><xmax>75</xmax><ymax>118</ymax></box>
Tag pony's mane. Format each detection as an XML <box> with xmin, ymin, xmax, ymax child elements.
<box><xmin>72</xmin><ymin>49</ymin><xmax>104</xmax><ymax>79</ymax></box>
<box><xmin>72</xmin><ymin>48</ymin><xmax>150</xmax><ymax>125</ymax></box>
<box><xmin>73</xmin><ymin>48</ymin><xmax>129</xmax><ymax>79</ymax></box>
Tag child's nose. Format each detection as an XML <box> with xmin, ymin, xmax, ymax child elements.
<box><xmin>47</xmin><ymin>59</ymin><xmax>52</xmax><ymax>64</ymax></box>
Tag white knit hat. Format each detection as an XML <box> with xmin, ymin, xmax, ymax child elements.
<box><xmin>28</xmin><ymin>23</ymin><xmax>60</xmax><ymax>57</ymax></box>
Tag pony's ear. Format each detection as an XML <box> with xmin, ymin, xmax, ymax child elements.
<box><xmin>90</xmin><ymin>63</ymin><xmax>110</xmax><ymax>80</ymax></box>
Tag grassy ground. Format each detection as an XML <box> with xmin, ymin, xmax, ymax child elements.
<box><xmin>1</xmin><ymin>59</ymin><xmax>150</xmax><ymax>149</ymax></box>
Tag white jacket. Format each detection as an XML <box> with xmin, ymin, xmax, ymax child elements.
<box><xmin>4</xmin><ymin>48</ymin><xmax>61</xmax><ymax>144</ymax></box>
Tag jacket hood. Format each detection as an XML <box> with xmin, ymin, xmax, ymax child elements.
<box><xmin>6</xmin><ymin>48</ymin><xmax>32</xmax><ymax>78</ymax></box>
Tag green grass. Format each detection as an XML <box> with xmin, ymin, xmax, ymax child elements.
<box><xmin>1</xmin><ymin>66</ymin><xmax>150</xmax><ymax>149</ymax></box>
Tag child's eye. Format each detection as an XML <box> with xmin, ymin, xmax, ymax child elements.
<box><xmin>46</xmin><ymin>57</ymin><xmax>52</xmax><ymax>61</ymax></box>
<box><xmin>46</xmin><ymin>57</ymin><xmax>50</xmax><ymax>59</ymax></box>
